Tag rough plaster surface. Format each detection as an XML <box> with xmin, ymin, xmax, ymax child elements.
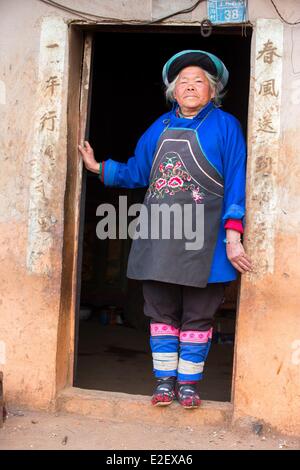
<box><xmin>0</xmin><ymin>3</ymin><xmax>69</xmax><ymax>409</ymax></box>
<box><xmin>233</xmin><ymin>14</ymin><xmax>300</xmax><ymax>436</ymax></box>
<box><xmin>246</xmin><ymin>19</ymin><xmax>283</xmax><ymax>278</ymax></box>
<box><xmin>26</xmin><ymin>16</ymin><xmax>68</xmax><ymax>275</ymax></box>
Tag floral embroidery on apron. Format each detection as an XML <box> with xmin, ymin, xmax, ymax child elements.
<box><xmin>146</xmin><ymin>153</ymin><xmax>205</xmax><ymax>204</ymax></box>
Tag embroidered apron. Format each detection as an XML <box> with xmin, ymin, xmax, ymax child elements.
<box><xmin>127</xmin><ymin>115</ymin><xmax>224</xmax><ymax>287</ymax></box>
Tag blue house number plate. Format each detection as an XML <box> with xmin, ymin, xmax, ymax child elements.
<box><xmin>207</xmin><ymin>0</ymin><xmax>247</xmax><ymax>24</ymax></box>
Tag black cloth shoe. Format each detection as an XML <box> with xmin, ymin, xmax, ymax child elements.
<box><xmin>176</xmin><ymin>383</ymin><xmax>201</xmax><ymax>409</ymax></box>
<box><xmin>151</xmin><ymin>377</ymin><xmax>176</xmax><ymax>406</ymax></box>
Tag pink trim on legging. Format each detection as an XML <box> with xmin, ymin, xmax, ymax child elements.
<box><xmin>180</xmin><ymin>328</ymin><xmax>213</xmax><ymax>343</ymax></box>
<box><xmin>150</xmin><ymin>323</ymin><xmax>180</xmax><ymax>337</ymax></box>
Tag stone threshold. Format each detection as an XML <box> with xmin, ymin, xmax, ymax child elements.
<box><xmin>56</xmin><ymin>387</ymin><xmax>233</xmax><ymax>428</ymax></box>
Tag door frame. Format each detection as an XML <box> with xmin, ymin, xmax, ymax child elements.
<box><xmin>56</xmin><ymin>28</ymin><xmax>93</xmax><ymax>392</ymax></box>
<box><xmin>57</xmin><ymin>22</ymin><xmax>253</xmax><ymax>402</ymax></box>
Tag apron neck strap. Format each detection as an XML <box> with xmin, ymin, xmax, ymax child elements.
<box><xmin>195</xmin><ymin>107</ymin><xmax>215</xmax><ymax>131</ymax></box>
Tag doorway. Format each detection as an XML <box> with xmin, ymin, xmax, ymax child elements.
<box><xmin>73</xmin><ymin>26</ymin><xmax>252</xmax><ymax>402</ymax></box>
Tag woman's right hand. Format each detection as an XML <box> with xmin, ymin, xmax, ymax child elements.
<box><xmin>78</xmin><ymin>141</ymin><xmax>99</xmax><ymax>173</ymax></box>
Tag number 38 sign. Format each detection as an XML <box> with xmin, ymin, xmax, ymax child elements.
<box><xmin>207</xmin><ymin>0</ymin><xmax>247</xmax><ymax>24</ymax></box>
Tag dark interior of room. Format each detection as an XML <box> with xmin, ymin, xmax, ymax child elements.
<box><xmin>74</xmin><ymin>27</ymin><xmax>252</xmax><ymax>402</ymax></box>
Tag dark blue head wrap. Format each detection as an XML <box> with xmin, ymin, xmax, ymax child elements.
<box><xmin>162</xmin><ymin>50</ymin><xmax>229</xmax><ymax>91</ymax></box>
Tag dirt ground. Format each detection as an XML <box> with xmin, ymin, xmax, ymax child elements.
<box><xmin>0</xmin><ymin>408</ymin><xmax>299</xmax><ymax>450</ymax></box>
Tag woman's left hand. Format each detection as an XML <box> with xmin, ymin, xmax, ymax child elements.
<box><xmin>225</xmin><ymin>230</ymin><xmax>253</xmax><ymax>274</ymax></box>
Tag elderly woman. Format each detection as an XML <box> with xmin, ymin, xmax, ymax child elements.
<box><xmin>79</xmin><ymin>50</ymin><xmax>252</xmax><ymax>409</ymax></box>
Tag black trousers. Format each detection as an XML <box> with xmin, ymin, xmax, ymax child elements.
<box><xmin>143</xmin><ymin>280</ymin><xmax>225</xmax><ymax>331</ymax></box>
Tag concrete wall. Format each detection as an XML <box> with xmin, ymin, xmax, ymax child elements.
<box><xmin>0</xmin><ymin>0</ymin><xmax>300</xmax><ymax>434</ymax></box>
<box><xmin>233</xmin><ymin>14</ymin><xmax>300</xmax><ymax>436</ymax></box>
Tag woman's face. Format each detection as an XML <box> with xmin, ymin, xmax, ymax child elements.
<box><xmin>173</xmin><ymin>66</ymin><xmax>215</xmax><ymax>116</ymax></box>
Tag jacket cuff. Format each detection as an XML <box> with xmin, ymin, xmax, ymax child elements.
<box><xmin>103</xmin><ymin>159</ymin><xmax>119</xmax><ymax>187</ymax></box>
<box><xmin>224</xmin><ymin>219</ymin><xmax>244</xmax><ymax>234</ymax></box>
<box><xmin>222</xmin><ymin>204</ymin><xmax>245</xmax><ymax>223</ymax></box>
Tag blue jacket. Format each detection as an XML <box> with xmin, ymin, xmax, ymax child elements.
<box><xmin>103</xmin><ymin>101</ymin><xmax>246</xmax><ymax>283</ymax></box>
